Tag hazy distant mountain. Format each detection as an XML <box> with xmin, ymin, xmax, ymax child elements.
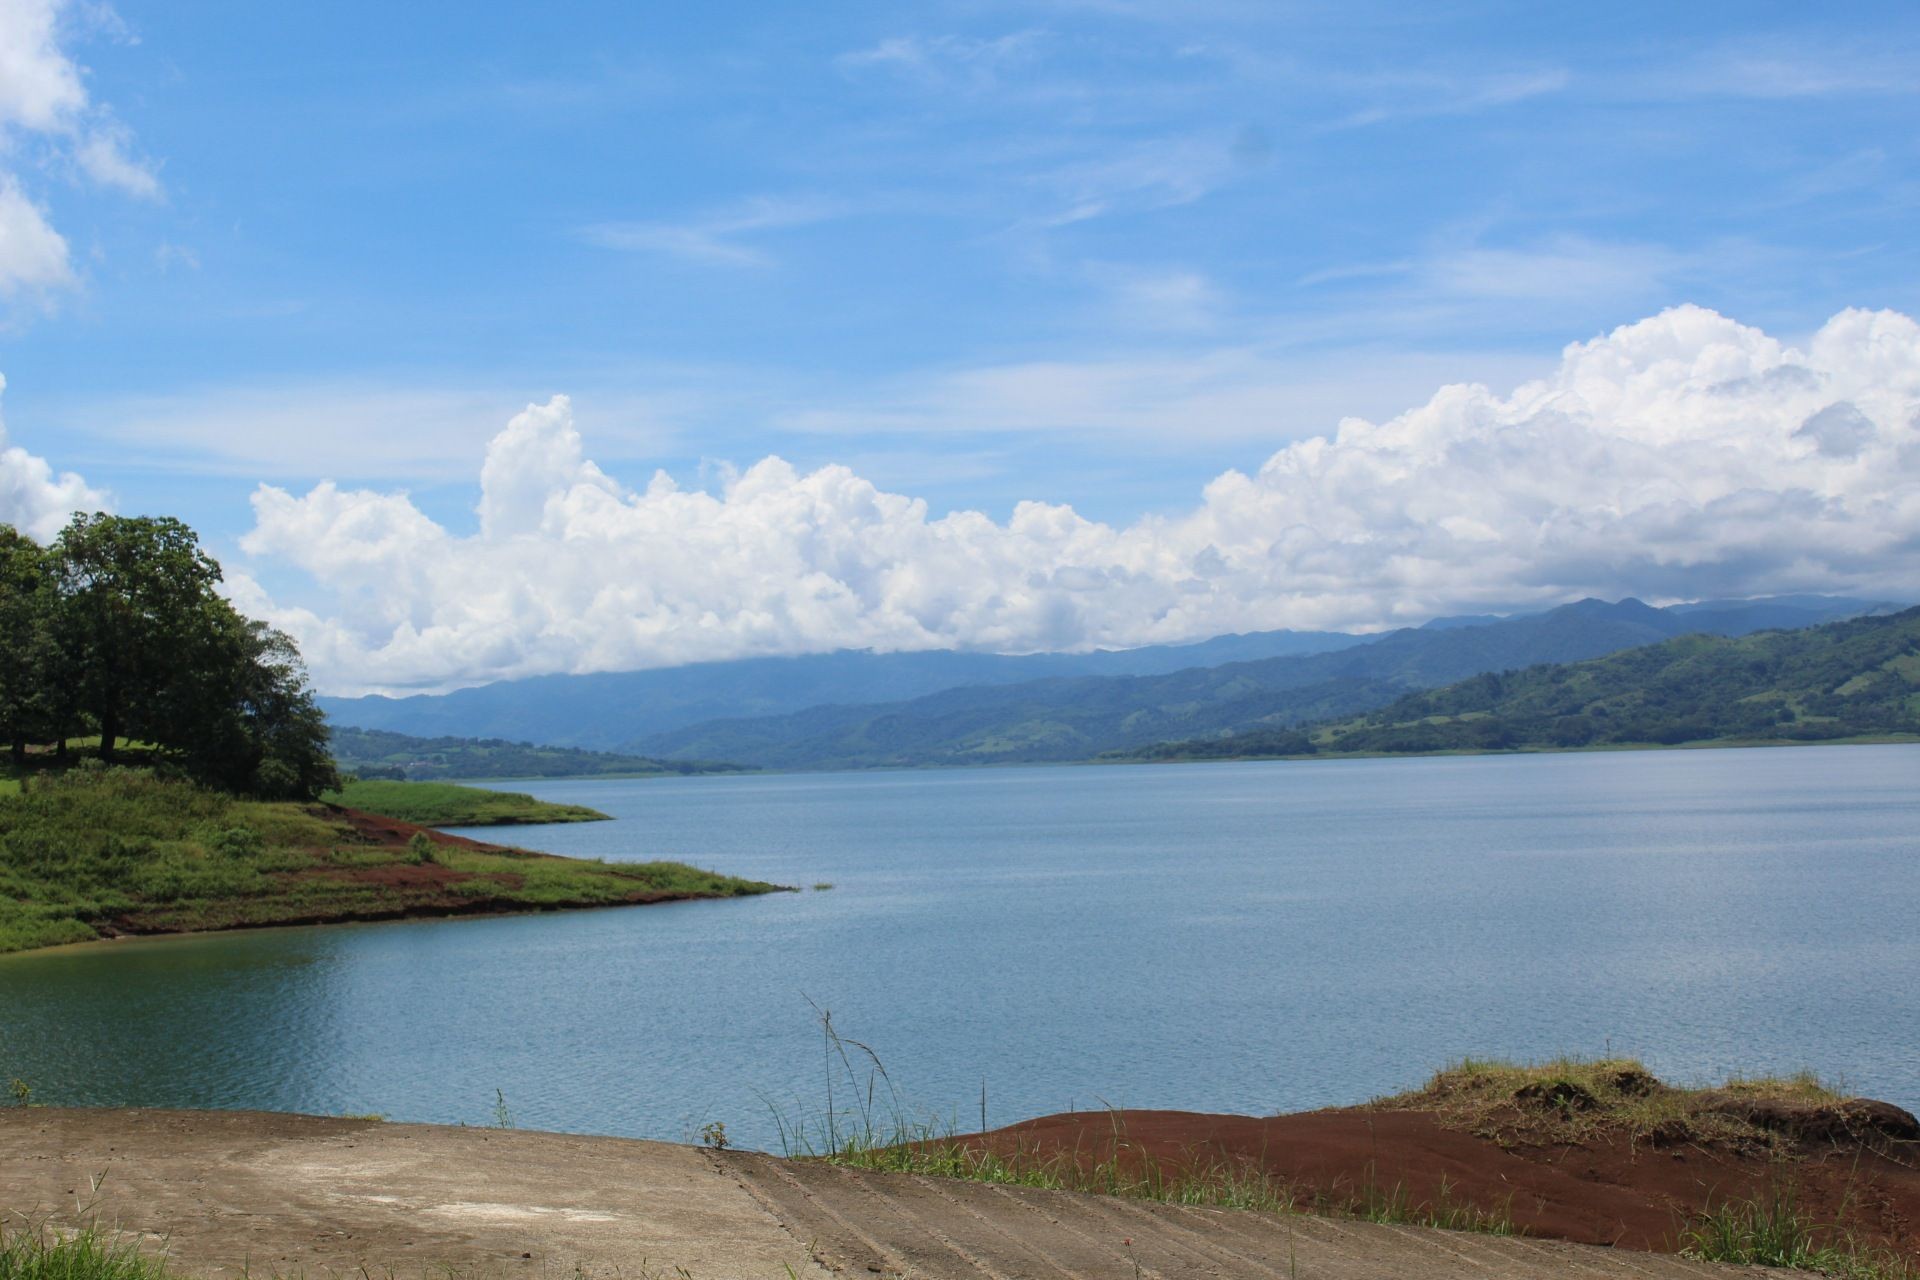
<box><xmin>626</xmin><ymin>595</ymin><xmax>1905</xmax><ymax>770</ymax></box>
<box><xmin>1121</xmin><ymin>606</ymin><xmax>1920</xmax><ymax>760</ymax></box>
<box><xmin>317</xmin><ymin>626</ymin><xmax>1362</xmax><ymax>750</ymax></box>
<box><xmin>318</xmin><ymin>594</ymin><xmax>1901</xmax><ymax>767</ymax></box>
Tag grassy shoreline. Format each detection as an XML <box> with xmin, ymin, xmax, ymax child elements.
<box><xmin>320</xmin><ymin>777</ymin><xmax>612</xmax><ymax>825</ymax></box>
<box><xmin>0</xmin><ymin>767</ymin><xmax>787</xmax><ymax>955</ymax></box>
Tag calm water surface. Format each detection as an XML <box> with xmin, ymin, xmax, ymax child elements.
<box><xmin>2</xmin><ymin>746</ymin><xmax>1915</xmax><ymax>1149</ymax></box>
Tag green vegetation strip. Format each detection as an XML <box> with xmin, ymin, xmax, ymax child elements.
<box><xmin>0</xmin><ymin>1221</ymin><xmax>174</xmax><ymax>1280</ymax></box>
<box><xmin>1686</xmin><ymin>1191</ymin><xmax>1917</xmax><ymax>1278</ymax></box>
<box><xmin>0</xmin><ymin>767</ymin><xmax>783</xmax><ymax>955</ymax></box>
<box><xmin>322</xmin><ymin>778</ymin><xmax>610</xmax><ymax>825</ymax></box>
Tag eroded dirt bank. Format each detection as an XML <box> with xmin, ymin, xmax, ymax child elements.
<box><xmin>962</xmin><ymin>1098</ymin><xmax>1920</xmax><ymax>1256</ymax></box>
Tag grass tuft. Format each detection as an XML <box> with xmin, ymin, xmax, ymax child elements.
<box><xmin>0</xmin><ymin>1221</ymin><xmax>172</xmax><ymax>1280</ymax></box>
<box><xmin>1683</xmin><ymin>1185</ymin><xmax>1918</xmax><ymax>1279</ymax></box>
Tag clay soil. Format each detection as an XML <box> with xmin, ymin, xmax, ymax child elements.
<box><xmin>962</xmin><ymin>1104</ymin><xmax>1920</xmax><ymax>1257</ymax></box>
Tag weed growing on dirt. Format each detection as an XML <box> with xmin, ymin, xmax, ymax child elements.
<box><xmin>1346</xmin><ymin>1166</ymin><xmax>1517</xmax><ymax>1235</ymax></box>
<box><xmin>0</xmin><ymin>1221</ymin><xmax>173</xmax><ymax>1280</ymax></box>
<box><xmin>1683</xmin><ymin>1185</ymin><xmax>1918</xmax><ymax>1279</ymax></box>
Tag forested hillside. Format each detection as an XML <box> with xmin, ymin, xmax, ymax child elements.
<box><xmin>630</xmin><ymin>597</ymin><xmax>1899</xmax><ymax>769</ymax></box>
<box><xmin>1123</xmin><ymin>607</ymin><xmax>1920</xmax><ymax>760</ymax></box>
<box><xmin>330</xmin><ymin>727</ymin><xmax>743</xmax><ymax>781</ymax></box>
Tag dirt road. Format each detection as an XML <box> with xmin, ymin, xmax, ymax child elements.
<box><xmin>0</xmin><ymin>1108</ymin><xmax>1770</xmax><ymax>1279</ymax></box>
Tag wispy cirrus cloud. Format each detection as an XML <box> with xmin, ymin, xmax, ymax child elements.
<box><xmin>836</xmin><ymin>31</ymin><xmax>1048</xmax><ymax>91</ymax></box>
<box><xmin>772</xmin><ymin>344</ymin><xmax>1548</xmax><ymax>445</ymax></box>
<box><xmin>1664</xmin><ymin>36</ymin><xmax>1920</xmax><ymax>100</ymax></box>
<box><xmin>1029</xmin><ymin>131</ymin><xmax>1242</xmax><ymax>226</ymax></box>
<box><xmin>578</xmin><ymin>196</ymin><xmax>842</xmax><ymax>268</ymax></box>
<box><xmin>42</xmin><ymin>381</ymin><xmax>683</xmax><ymax>482</ymax></box>
<box><xmin>1323</xmin><ymin>67</ymin><xmax>1571</xmax><ymax>130</ymax></box>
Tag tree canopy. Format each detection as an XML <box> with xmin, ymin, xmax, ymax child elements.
<box><xmin>0</xmin><ymin>512</ymin><xmax>338</xmax><ymax>800</ymax></box>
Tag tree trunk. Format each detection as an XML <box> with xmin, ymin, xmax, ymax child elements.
<box><xmin>9</xmin><ymin>737</ymin><xmax>24</xmax><ymax>767</ymax></box>
<box><xmin>98</xmin><ymin>704</ymin><xmax>119</xmax><ymax>763</ymax></box>
<box><xmin>55</xmin><ymin>735</ymin><xmax>69</xmax><ymax>763</ymax></box>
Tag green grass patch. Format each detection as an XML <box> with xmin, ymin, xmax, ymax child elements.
<box><xmin>0</xmin><ymin>766</ymin><xmax>785</xmax><ymax>954</ymax></box>
<box><xmin>1684</xmin><ymin>1185</ymin><xmax>1918</xmax><ymax>1278</ymax></box>
<box><xmin>321</xmin><ymin>778</ymin><xmax>610</xmax><ymax>826</ymax></box>
<box><xmin>0</xmin><ymin>1221</ymin><xmax>174</xmax><ymax>1280</ymax></box>
<box><xmin>805</xmin><ymin>1120</ymin><xmax>1303</xmax><ymax>1213</ymax></box>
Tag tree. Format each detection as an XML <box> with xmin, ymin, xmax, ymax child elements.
<box><xmin>16</xmin><ymin>512</ymin><xmax>343</xmax><ymax>800</ymax></box>
<box><xmin>0</xmin><ymin>527</ymin><xmax>60</xmax><ymax>764</ymax></box>
<box><xmin>166</xmin><ymin>609</ymin><xmax>338</xmax><ymax>799</ymax></box>
<box><xmin>53</xmin><ymin>513</ymin><xmax>225</xmax><ymax>762</ymax></box>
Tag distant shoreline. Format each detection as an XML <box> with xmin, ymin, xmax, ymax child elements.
<box><xmin>1103</xmin><ymin>730</ymin><xmax>1920</xmax><ymax>767</ymax></box>
<box><xmin>406</xmin><ymin>733</ymin><xmax>1920</xmax><ymax>783</ymax></box>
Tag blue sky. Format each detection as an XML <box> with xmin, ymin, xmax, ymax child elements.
<box><xmin>3</xmin><ymin>1</ymin><xmax>1919</xmax><ymax>688</ymax></box>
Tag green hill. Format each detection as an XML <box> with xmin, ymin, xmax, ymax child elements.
<box><xmin>1119</xmin><ymin>607</ymin><xmax>1920</xmax><ymax>761</ymax></box>
<box><xmin>328</xmin><ymin>726</ymin><xmax>745</xmax><ymax>781</ymax></box>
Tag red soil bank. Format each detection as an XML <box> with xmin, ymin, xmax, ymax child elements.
<box><xmin>967</xmin><ymin>1106</ymin><xmax>1920</xmax><ymax>1255</ymax></box>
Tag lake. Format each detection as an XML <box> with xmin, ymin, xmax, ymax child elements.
<box><xmin>2</xmin><ymin>745</ymin><xmax>1915</xmax><ymax>1150</ymax></box>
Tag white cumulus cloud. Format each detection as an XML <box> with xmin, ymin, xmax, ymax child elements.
<box><xmin>0</xmin><ymin>372</ymin><xmax>109</xmax><ymax>539</ymax></box>
<box><xmin>0</xmin><ymin>0</ymin><xmax>159</xmax><ymax>305</ymax></box>
<box><xmin>240</xmin><ymin>306</ymin><xmax>1920</xmax><ymax>694</ymax></box>
<box><xmin>0</xmin><ymin>176</ymin><xmax>73</xmax><ymax>298</ymax></box>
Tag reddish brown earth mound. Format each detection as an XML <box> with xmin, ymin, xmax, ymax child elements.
<box><xmin>307</xmin><ymin>807</ymin><xmax>530</xmax><ymax>904</ymax></box>
<box><xmin>332</xmin><ymin>806</ymin><xmax>522</xmax><ymax>855</ymax></box>
<box><xmin>279</xmin><ymin>807</ymin><xmax>527</xmax><ymax>915</ymax></box>
<box><xmin>965</xmin><ymin>1105</ymin><xmax>1920</xmax><ymax>1255</ymax></box>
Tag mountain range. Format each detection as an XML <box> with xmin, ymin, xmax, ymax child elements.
<box><xmin>317</xmin><ymin>626</ymin><xmax>1363</xmax><ymax>749</ymax></box>
<box><xmin>320</xmin><ymin>594</ymin><xmax>1902</xmax><ymax>772</ymax></box>
<box><xmin>1123</xmin><ymin>606</ymin><xmax>1920</xmax><ymax>760</ymax></box>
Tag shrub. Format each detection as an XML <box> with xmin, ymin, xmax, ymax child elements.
<box><xmin>206</xmin><ymin>826</ymin><xmax>264</xmax><ymax>859</ymax></box>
